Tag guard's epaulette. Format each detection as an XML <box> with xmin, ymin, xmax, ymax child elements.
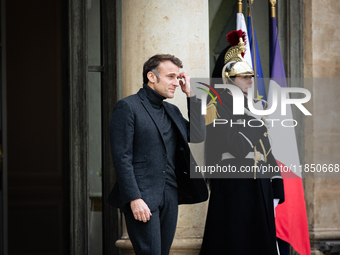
<box><xmin>205</xmin><ymin>100</ymin><xmax>220</xmax><ymax>126</ymax></box>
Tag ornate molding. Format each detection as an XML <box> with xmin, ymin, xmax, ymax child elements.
<box><xmin>310</xmin><ymin>228</ymin><xmax>340</xmax><ymax>240</ymax></box>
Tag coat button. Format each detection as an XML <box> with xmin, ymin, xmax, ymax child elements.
<box><xmin>162</xmin><ymin>171</ymin><xmax>165</xmax><ymax>175</ymax></box>
<box><xmin>179</xmin><ymin>147</ymin><xmax>184</xmax><ymax>151</ymax></box>
<box><xmin>163</xmin><ymin>154</ymin><xmax>167</xmax><ymax>158</ymax></box>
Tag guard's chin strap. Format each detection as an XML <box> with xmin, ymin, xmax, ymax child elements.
<box><xmin>225</xmin><ymin>76</ymin><xmax>248</xmax><ymax>97</ymax></box>
<box><xmin>221</xmin><ymin>66</ymin><xmax>249</xmax><ymax>97</ymax></box>
<box><xmin>226</xmin><ymin>76</ymin><xmax>236</xmax><ymax>86</ymax></box>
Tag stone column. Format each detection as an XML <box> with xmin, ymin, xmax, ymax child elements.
<box><xmin>303</xmin><ymin>0</ymin><xmax>340</xmax><ymax>254</ymax></box>
<box><xmin>116</xmin><ymin>0</ymin><xmax>209</xmax><ymax>254</ymax></box>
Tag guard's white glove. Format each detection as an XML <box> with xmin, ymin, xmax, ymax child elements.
<box><xmin>273</xmin><ymin>198</ymin><xmax>280</xmax><ymax>217</ymax></box>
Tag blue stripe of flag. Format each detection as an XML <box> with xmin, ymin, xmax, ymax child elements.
<box><xmin>247</xmin><ymin>16</ymin><xmax>267</xmax><ymax>101</ymax></box>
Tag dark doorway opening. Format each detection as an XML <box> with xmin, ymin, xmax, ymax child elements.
<box><xmin>5</xmin><ymin>0</ymin><xmax>69</xmax><ymax>254</ymax></box>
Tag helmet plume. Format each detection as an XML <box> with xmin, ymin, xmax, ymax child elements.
<box><xmin>226</xmin><ymin>30</ymin><xmax>247</xmax><ymax>58</ymax></box>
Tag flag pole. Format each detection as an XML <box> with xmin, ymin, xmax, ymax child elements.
<box><xmin>270</xmin><ymin>0</ymin><xmax>276</xmax><ymax>18</ymax></box>
<box><xmin>248</xmin><ymin>0</ymin><xmax>257</xmax><ymax>99</ymax></box>
<box><xmin>238</xmin><ymin>0</ymin><xmax>242</xmax><ymax>13</ymax></box>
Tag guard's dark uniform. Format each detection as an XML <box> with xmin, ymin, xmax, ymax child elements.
<box><xmin>200</xmin><ymin>31</ymin><xmax>284</xmax><ymax>255</ymax></box>
<box><xmin>200</xmin><ymin>92</ymin><xmax>284</xmax><ymax>255</ymax></box>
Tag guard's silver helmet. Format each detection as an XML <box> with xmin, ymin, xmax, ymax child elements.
<box><xmin>222</xmin><ymin>37</ymin><xmax>254</xmax><ymax>84</ymax></box>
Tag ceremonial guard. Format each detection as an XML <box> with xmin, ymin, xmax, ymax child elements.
<box><xmin>200</xmin><ymin>31</ymin><xmax>285</xmax><ymax>255</ymax></box>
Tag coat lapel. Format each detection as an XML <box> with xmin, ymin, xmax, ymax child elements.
<box><xmin>138</xmin><ymin>89</ymin><xmax>166</xmax><ymax>146</ymax></box>
<box><xmin>138</xmin><ymin>88</ymin><xmax>187</xmax><ymax>145</ymax></box>
<box><xmin>163</xmin><ymin>101</ymin><xmax>187</xmax><ymax>142</ymax></box>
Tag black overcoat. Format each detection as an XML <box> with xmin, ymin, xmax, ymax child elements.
<box><xmin>200</xmin><ymin>91</ymin><xmax>285</xmax><ymax>255</ymax></box>
<box><xmin>107</xmin><ymin>86</ymin><xmax>208</xmax><ymax>213</ymax></box>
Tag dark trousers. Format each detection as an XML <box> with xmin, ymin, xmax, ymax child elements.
<box><xmin>124</xmin><ymin>186</ymin><xmax>178</xmax><ymax>255</ymax></box>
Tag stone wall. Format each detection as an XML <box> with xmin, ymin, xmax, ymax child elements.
<box><xmin>303</xmin><ymin>0</ymin><xmax>340</xmax><ymax>254</ymax></box>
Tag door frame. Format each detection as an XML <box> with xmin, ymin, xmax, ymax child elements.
<box><xmin>68</xmin><ymin>0</ymin><xmax>89</xmax><ymax>253</ymax></box>
<box><xmin>68</xmin><ymin>0</ymin><xmax>119</xmax><ymax>254</ymax></box>
<box><xmin>100</xmin><ymin>0</ymin><xmax>120</xmax><ymax>254</ymax></box>
<box><xmin>1</xmin><ymin>0</ymin><xmax>8</xmax><ymax>253</ymax></box>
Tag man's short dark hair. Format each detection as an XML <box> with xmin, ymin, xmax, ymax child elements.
<box><xmin>143</xmin><ymin>54</ymin><xmax>183</xmax><ymax>84</ymax></box>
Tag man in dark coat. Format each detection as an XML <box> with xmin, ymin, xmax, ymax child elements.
<box><xmin>107</xmin><ymin>54</ymin><xmax>208</xmax><ymax>255</ymax></box>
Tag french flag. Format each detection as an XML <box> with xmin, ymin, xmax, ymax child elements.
<box><xmin>268</xmin><ymin>16</ymin><xmax>311</xmax><ymax>255</ymax></box>
<box><xmin>246</xmin><ymin>15</ymin><xmax>266</xmax><ymax>101</ymax></box>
